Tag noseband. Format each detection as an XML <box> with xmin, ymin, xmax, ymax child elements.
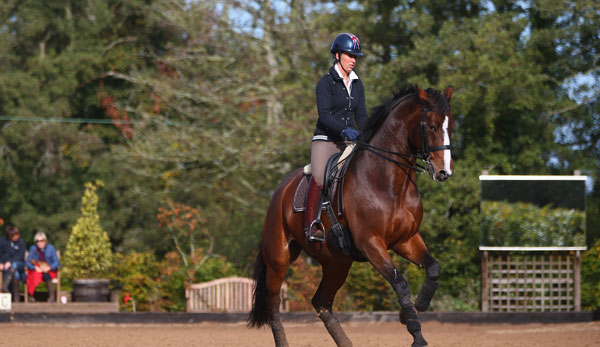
<box><xmin>356</xmin><ymin>107</ymin><xmax>451</xmax><ymax>173</ymax></box>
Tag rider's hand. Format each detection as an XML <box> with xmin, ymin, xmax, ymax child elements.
<box><xmin>341</xmin><ymin>128</ymin><xmax>360</xmax><ymax>141</ymax></box>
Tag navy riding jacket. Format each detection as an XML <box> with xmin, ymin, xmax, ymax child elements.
<box><xmin>0</xmin><ymin>236</ymin><xmax>26</xmax><ymax>263</ymax></box>
<box><xmin>314</xmin><ymin>66</ymin><xmax>368</xmax><ymax>142</ymax></box>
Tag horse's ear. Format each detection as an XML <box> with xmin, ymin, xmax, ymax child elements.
<box><xmin>443</xmin><ymin>86</ymin><xmax>453</xmax><ymax>102</ymax></box>
<box><xmin>417</xmin><ymin>87</ymin><xmax>429</xmax><ymax>101</ymax></box>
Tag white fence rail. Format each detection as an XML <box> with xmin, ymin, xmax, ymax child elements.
<box><xmin>186</xmin><ymin>277</ymin><xmax>288</xmax><ymax>312</ymax></box>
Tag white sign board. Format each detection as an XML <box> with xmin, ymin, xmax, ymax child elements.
<box><xmin>0</xmin><ymin>293</ymin><xmax>11</xmax><ymax>311</ymax></box>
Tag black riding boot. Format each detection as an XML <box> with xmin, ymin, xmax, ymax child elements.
<box><xmin>45</xmin><ymin>280</ymin><xmax>55</xmax><ymax>302</ymax></box>
<box><xmin>2</xmin><ymin>270</ymin><xmax>14</xmax><ymax>293</ymax></box>
<box><xmin>304</xmin><ymin>177</ymin><xmax>325</xmax><ymax>242</ymax></box>
<box><xmin>11</xmin><ymin>276</ymin><xmax>19</xmax><ymax>303</ymax></box>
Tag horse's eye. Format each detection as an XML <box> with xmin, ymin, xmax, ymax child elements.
<box><xmin>429</xmin><ymin>125</ymin><xmax>437</xmax><ymax>131</ymax></box>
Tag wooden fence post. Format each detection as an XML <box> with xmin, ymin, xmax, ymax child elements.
<box><xmin>481</xmin><ymin>250</ymin><xmax>488</xmax><ymax>312</ymax></box>
<box><xmin>574</xmin><ymin>250</ymin><xmax>581</xmax><ymax>311</ymax></box>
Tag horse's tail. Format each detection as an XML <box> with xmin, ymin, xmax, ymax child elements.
<box><xmin>247</xmin><ymin>242</ymin><xmax>270</xmax><ymax>328</ymax></box>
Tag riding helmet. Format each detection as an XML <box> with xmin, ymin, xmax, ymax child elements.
<box><xmin>330</xmin><ymin>33</ymin><xmax>363</xmax><ymax>57</ymax></box>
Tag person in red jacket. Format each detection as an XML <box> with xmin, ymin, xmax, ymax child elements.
<box><xmin>305</xmin><ymin>33</ymin><xmax>368</xmax><ymax>242</ymax></box>
<box><xmin>26</xmin><ymin>232</ymin><xmax>60</xmax><ymax>302</ymax></box>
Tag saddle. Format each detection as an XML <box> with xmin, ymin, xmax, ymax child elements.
<box><xmin>292</xmin><ymin>143</ymin><xmax>355</xmax><ymax>212</ymax></box>
<box><xmin>293</xmin><ymin>144</ymin><xmax>367</xmax><ymax>262</ymax></box>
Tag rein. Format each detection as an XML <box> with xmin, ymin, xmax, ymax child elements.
<box><xmin>356</xmin><ymin>107</ymin><xmax>451</xmax><ymax>173</ymax></box>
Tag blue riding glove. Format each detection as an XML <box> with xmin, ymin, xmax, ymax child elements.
<box><xmin>340</xmin><ymin>127</ymin><xmax>360</xmax><ymax>141</ymax></box>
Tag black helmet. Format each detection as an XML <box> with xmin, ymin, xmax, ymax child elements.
<box><xmin>330</xmin><ymin>33</ymin><xmax>363</xmax><ymax>57</ymax></box>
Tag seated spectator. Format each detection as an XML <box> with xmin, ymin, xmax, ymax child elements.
<box><xmin>26</xmin><ymin>232</ymin><xmax>60</xmax><ymax>302</ymax></box>
<box><xmin>0</xmin><ymin>225</ymin><xmax>26</xmax><ymax>302</ymax></box>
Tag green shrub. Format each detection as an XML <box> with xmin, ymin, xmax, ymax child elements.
<box><xmin>110</xmin><ymin>252</ymin><xmax>161</xmax><ymax>312</ymax></box>
<box><xmin>582</xmin><ymin>240</ymin><xmax>600</xmax><ymax>311</ymax></box>
<box><xmin>63</xmin><ymin>181</ymin><xmax>113</xmax><ymax>279</ymax></box>
<box><xmin>481</xmin><ymin>201</ymin><xmax>585</xmax><ymax>247</ymax></box>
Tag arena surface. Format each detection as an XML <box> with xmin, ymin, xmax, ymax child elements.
<box><xmin>2</xmin><ymin>321</ymin><xmax>598</xmax><ymax>347</ymax></box>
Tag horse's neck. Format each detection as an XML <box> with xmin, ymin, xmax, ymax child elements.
<box><xmin>363</xmin><ymin>100</ymin><xmax>420</xmax><ymax>187</ymax></box>
<box><xmin>371</xmin><ymin>100</ymin><xmax>418</xmax><ymax>158</ymax></box>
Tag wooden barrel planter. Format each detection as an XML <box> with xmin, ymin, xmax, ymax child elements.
<box><xmin>72</xmin><ymin>278</ymin><xmax>110</xmax><ymax>302</ymax></box>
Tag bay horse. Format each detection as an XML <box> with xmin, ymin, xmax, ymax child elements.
<box><xmin>248</xmin><ymin>85</ymin><xmax>454</xmax><ymax>347</ymax></box>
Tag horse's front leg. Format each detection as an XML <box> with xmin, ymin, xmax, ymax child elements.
<box><xmin>415</xmin><ymin>253</ymin><xmax>440</xmax><ymax>312</ymax></box>
<box><xmin>392</xmin><ymin>233</ymin><xmax>441</xmax><ymax>313</ymax></box>
<box><xmin>361</xmin><ymin>238</ymin><xmax>428</xmax><ymax>347</ymax></box>
<box><xmin>312</xmin><ymin>260</ymin><xmax>353</xmax><ymax>347</ymax></box>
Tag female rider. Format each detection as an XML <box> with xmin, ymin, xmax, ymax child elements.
<box><xmin>305</xmin><ymin>33</ymin><xmax>368</xmax><ymax>242</ymax></box>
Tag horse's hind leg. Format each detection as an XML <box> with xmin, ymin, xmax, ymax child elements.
<box><xmin>263</xmin><ymin>239</ymin><xmax>302</xmax><ymax>347</ymax></box>
<box><xmin>266</xmin><ymin>266</ymin><xmax>289</xmax><ymax>347</ymax></box>
<box><xmin>361</xmin><ymin>238</ymin><xmax>428</xmax><ymax>347</ymax></box>
<box><xmin>249</xmin><ymin>239</ymin><xmax>299</xmax><ymax>346</ymax></box>
<box><xmin>311</xmin><ymin>260</ymin><xmax>353</xmax><ymax>347</ymax></box>
<box><xmin>392</xmin><ymin>233</ymin><xmax>440</xmax><ymax>312</ymax></box>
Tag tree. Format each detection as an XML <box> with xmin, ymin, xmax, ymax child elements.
<box><xmin>63</xmin><ymin>181</ymin><xmax>113</xmax><ymax>279</ymax></box>
<box><xmin>106</xmin><ymin>0</ymin><xmax>324</xmax><ymax>266</ymax></box>
<box><xmin>0</xmin><ymin>122</ymin><xmax>105</xmax><ymax>246</ymax></box>
<box><xmin>157</xmin><ymin>201</ymin><xmax>209</xmax><ymax>271</ymax></box>
<box><xmin>0</xmin><ymin>0</ymin><xmax>176</xmax><ymax>254</ymax></box>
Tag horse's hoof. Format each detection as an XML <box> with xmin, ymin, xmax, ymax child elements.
<box><xmin>411</xmin><ymin>338</ymin><xmax>428</xmax><ymax>347</ymax></box>
<box><xmin>411</xmin><ymin>336</ymin><xmax>428</xmax><ymax>347</ymax></box>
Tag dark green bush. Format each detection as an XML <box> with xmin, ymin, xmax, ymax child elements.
<box><xmin>582</xmin><ymin>240</ymin><xmax>600</xmax><ymax>311</ymax></box>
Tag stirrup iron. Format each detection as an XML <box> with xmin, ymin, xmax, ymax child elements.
<box><xmin>306</xmin><ymin>220</ymin><xmax>325</xmax><ymax>243</ymax></box>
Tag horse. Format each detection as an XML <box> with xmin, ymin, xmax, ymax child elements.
<box><xmin>248</xmin><ymin>85</ymin><xmax>454</xmax><ymax>347</ymax></box>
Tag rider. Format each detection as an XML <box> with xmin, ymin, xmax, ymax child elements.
<box><xmin>305</xmin><ymin>33</ymin><xmax>368</xmax><ymax>242</ymax></box>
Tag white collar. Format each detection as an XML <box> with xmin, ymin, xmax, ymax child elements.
<box><xmin>334</xmin><ymin>64</ymin><xmax>358</xmax><ymax>82</ymax></box>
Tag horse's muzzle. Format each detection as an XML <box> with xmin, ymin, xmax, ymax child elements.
<box><xmin>434</xmin><ymin>169</ymin><xmax>452</xmax><ymax>182</ymax></box>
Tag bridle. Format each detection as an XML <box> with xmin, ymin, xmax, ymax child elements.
<box><xmin>356</xmin><ymin>107</ymin><xmax>451</xmax><ymax>173</ymax></box>
<box><xmin>419</xmin><ymin>107</ymin><xmax>452</xmax><ymax>162</ymax></box>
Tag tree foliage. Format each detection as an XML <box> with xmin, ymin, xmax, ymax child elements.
<box><xmin>0</xmin><ymin>0</ymin><xmax>598</xmax><ymax>311</ymax></box>
<box><xmin>582</xmin><ymin>239</ymin><xmax>600</xmax><ymax>311</ymax></box>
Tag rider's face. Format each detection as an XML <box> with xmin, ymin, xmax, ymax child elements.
<box><xmin>337</xmin><ymin>52</ymin><xmax>356</xmax><ymax>74</ymax></box>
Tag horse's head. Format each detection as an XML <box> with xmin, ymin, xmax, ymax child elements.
<box><xmin>361</xmin><ymin>85</ymin><xmax>454</xmax><ymax>181</ymax></box>
<box><xmin>414</xmin><ymin>86</ymin><xmax>454</xmax><ymax>182</ymax></box>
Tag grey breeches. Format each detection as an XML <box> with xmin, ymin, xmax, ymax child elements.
<box><xmin>311</xmin><ymin>141</ymin><xmax>344</xmax><ymax>186</ymax></box>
